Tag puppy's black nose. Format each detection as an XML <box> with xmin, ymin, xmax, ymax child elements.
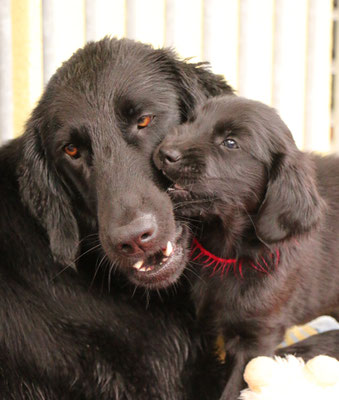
<box><xmin>158</xmin><ymin>147</ymin><xmax>182</xmax><ymax>164</ymax></box>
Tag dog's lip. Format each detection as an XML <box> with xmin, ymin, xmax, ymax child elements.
<box><xmin>160</xmin><ymin>170</ymin><xmax>187</xmax><ymax>188</ymax></box>
<box><xmin>130</xmin><ymin>226</ymin><xmax>182</xmax><ymax>275</ymax></box>
<box><xmin>128</xmin><ymin>224</ymin><xmax>189</xmax><ymax>288</ymax></box>
<box><xmin>167</xmin><ymin>184</ymin><xmax>194</xmax><ymax>203</ymax></box>
<box><xmin>131</xmin><ymin>241</ymin><xmax>174</xmax><ymax>273</ymax></box>
<box><xmin>167</xmin><ymin>183</ymin><xmax>188</xmax><ymax>192</ymax></box>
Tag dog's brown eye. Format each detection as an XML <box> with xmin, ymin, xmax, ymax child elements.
<box><xmin>137</xmin><ymin>115</ymin><xmax>153</xmax><ymax>129</ymax></box>
<box><xmin>222</xmin><ymin>138</ymin><xmax>239</xmax><ymax>149</ymax></box>
<box><xmin>64</xmin><ymin>144</ymin><xmax>80</xmax><ymax>158</ymax></box>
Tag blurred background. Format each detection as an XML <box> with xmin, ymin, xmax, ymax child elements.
<box><xmin>0</xmin><ymin>0</ymin><xmax>337</xmax><ymax>153</ymax></box>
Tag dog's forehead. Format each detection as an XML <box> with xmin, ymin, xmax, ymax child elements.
<box><xmin>195</xmin><ymin>97</ymin><xmax>273</xmax><ymax>140</ymax></box>
<box><xmin>204</xmin><ymin>98</ymin><xmax>255</xmax><ymax>126</ymax></box>
<box><xmin>189</xmin><ymin>100</ymin><xmax>250</xmax><ymax>139</ymax></box>
<box><xmin>47</xmin><ymin>42</ymin><xmax>177</xmax><ymax>123</ymax></box>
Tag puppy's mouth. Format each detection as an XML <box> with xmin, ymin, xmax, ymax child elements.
<box><xmin>166</xmin><ymin>182</ymin><xmax>215</xmax><ymax>220</ymax></box>
<box><xmin>167</xmin><ymin>182</ymin><xmax>203</xmax><ymax>203</ymax></box>
<box><xmin>128</xmin><ymin>224</ymin><xmax>190</xmax><ymax>289</ymax></box>
<box><xmin>168</xmin><ymin>183</ymin><xmax>189</xmax><ymax>193</ymax></box>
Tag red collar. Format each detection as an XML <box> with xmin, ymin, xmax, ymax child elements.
<box><xmin>190</xmin><ymin>238</ymin><xmax>280</xmax><ymax>279</ymax></box>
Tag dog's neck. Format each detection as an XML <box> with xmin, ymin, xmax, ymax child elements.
<box><xmin>195</xmin><ymin>213</ymin><xmax>256</xmax><ymax>257</ymax></box>
<box><xmin>190</xmin><ymin>238</ymin><xmax>280</xmax><ymax>278</ymax></box>
<box><xmin>191</xmin><ymin>216</ymin><xmax>280</xmax><ymax>278</ymax></box>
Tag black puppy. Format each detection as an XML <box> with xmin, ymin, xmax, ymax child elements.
<box><xmin>154</xmin><ymin>95</ymin><xmax>339</xmax><ymax>400</ymax></box>
<box><xmin>0</xmin><ymin>38</ymin><xmax>234</xmax><ymax>399</ymax></box>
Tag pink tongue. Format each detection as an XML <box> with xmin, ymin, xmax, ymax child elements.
<box><xmin>174</xmin><ymin>183</ymin><xmax>184</xmax><ymax>190</ymax></box>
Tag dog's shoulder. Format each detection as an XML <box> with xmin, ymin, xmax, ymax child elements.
<box><xmin>312</xmin><ymin>153</ymin><xmax>339</xmax><ymax>198</ymax></box>
<box><xmin>0</xmin><ymin>137</ymin><xmax>26</xmax><ymax>225</ymax></box>
<box><xmin>0</xmin><ymin>136</ymin><xmax>22</xmax><ymax>186</ymax></box>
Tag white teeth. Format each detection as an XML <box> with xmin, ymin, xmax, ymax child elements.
<box><xmin>132</xmin><ymin>260</ymin><xmax>144</xmax><ymax>270</ymax></box>
<box><xmin>133</xmin><ymin>243</ymin><xmax>173</xmax><ymax>273</ymax></box>
<box><xmin>163</xmin><ymin>241</ymin><xmax>173</xmax><ymax>257</ymax></box>
<box><xmin>132</xmin><ymin>261</ymin><xmax>153</xmax><ymax>273</ymax></box>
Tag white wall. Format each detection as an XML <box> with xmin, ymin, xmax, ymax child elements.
<box><xmin>0</xmin><ymin>0</ymin><xmax>335</xmax><ymax>153</ymax></box>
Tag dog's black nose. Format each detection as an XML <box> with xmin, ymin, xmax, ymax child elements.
<box><xmin>158</xmin><ymin>147</ymin><xmax>182</xmax><ymax>164</ymax></box>
<box><xmin>113</xmin><ymin>214</ymin><xmax>158</xmax><ymax>257</ymax></box>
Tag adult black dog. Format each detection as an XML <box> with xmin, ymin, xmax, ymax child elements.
<box><xmin>154</xmin><ymin>95</ymin><xmax>339</xmax><ymax>400</ymax></box>
<box><xmin>0</xmin><ymin>38</ymin><xmax>235</xmax><ymax>399</ymax></box>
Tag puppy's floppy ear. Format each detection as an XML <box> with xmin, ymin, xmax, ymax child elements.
<box><xmin>18</xmin><ymin>119</ymin><xmax>79</xmax><ymax>267</ymax></box>
<box><xmin>255</xmin><ymin>150</ymin><xmax>325</xmax><ymax>243</ymax></box>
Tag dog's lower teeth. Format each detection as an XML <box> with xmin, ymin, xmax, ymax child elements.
<box><xmin>136</xmin><ymin>247</ymin><xmax>172</xmax><ymax>272</ymax></box>
<box><xmin>133</xmin><ymin>260</ymin><xmax>144</xmax><ymax>270</ymax></box>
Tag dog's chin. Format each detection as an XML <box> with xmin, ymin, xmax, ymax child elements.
<box><xmin>105</xmin><ymin>224</ymin><xmax>190</xmax><ymax>290</ymax></box>
<box><xmin>167</xmin><ymin>186</ymin><xmax>212</xmax><ymax>218</ymax></box>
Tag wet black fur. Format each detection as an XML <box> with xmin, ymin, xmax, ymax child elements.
<box><xmin>153</xmin><ymin>95</ymin><xmax>339</xmax><ymax>400</ymax></box>
<box><xmin>0</xmin><ymin>38</ymin><xmax>236</xmax><ymax>399</ymax></box>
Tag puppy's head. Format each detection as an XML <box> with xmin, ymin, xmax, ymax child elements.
<box><xmin>153</xmin><ymin>95</ymin><xmax>324</xmax><ymax>244</ymax></box>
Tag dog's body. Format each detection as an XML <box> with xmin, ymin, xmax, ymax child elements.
<box><xmin>154</xmin><ymin>95</ymin><xmax>339</xmax><ymax>400</ymax></box>
<box><xmin>0</xmin><ymin>38</ymin><xmax>235</xmax><ymax>399</ymax></box>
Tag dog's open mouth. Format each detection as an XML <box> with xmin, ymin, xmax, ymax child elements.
<box><xmin>166</xmin><ymin>183</ymin><xmax>213</xmax><ymax>219</ymax></box>
<box><xmin>131</xmin><ymin>240</ymin><xmax>174</xmax><ymax>272</ymax></box>
<box><xmin>167</xmin><ymin>183</ymin><xmax>192</xmax><ymax>199</ymax></box>
<box><xmin>128</xmin><ymin>224</ymin><xmax>189</xmax><ymax>289</ymax></box>
<box><xmin>167</xmin><ymin>183</ymin><xmax>203</xmax><ymax>208</ymax></box>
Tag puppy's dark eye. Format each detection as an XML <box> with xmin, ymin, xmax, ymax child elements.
<box><xmin>137</xmin><ymin>115</ymin><xmax>153</xmax><ymax>129</ymax></box>
<box><xmin>64</xmin><ymin>144</ymin><xmax>80</xmax><ymax>158</ymax></box>
<box><xmin>222</xmin><ymin>138</ymin><xmax>239</xmax><ymax>149</ymax></box>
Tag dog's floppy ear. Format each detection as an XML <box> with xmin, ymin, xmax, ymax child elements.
<box><xmin>180</xmin><ymin>60</ymin><xmax>234</xmax><ymax>98</ymax></box>
<box><xmin>175</xmin><ymin>61</ymin><xmax>234</xmax><ymax>122</ymax></box>
<box><xmin>18</xmin><ymin>119</ymin><xmax>79</xmax><ymax>267</ymax></box>
<box><xmin>255</xmin><ymin>150</ymin><xmax>325</xmax><ymax>244</ymax></box>
<box><xmin>156</xmin><ymin>48</ymin><xmax>233</xmax><ymax>122</ymax></box>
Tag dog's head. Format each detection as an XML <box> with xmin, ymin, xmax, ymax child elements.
<box><xmin>153</xmin><ymin>95</ymin><xmax>325</xmax><ymax>246</ymax></box>
<box><xmin>17</xmin><ymin>38</ymin><xmax>232</xmax><ymax>289</ymax></box>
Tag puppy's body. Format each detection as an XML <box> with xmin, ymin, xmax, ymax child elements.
<box><xmin>154</xmin><ymin>96</ymin><xmax>339</xmax><ymax>400</ymax></box>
